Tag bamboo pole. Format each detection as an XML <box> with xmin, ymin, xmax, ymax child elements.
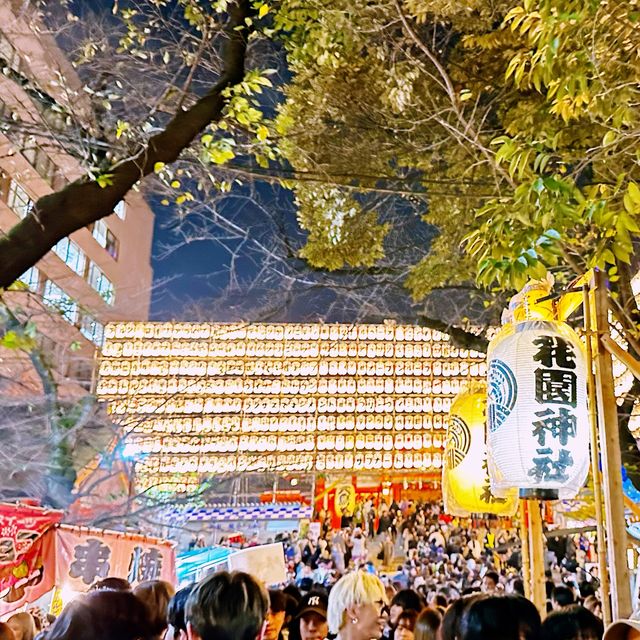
<box><xmin>519</xmin><ymin>501</ymin><xmax>531</xmax><ymax>600</ymax></box>
<box><xmin>602</xmin><ymin>334</ymin><xmax>640</xmax><ymax>382</ymax></box>
<box><xmin>592</xmin><ymin>269</ymin><xmax>632</xmax><ymax>619</ymax></box>
<box><xmin>527</xmin><ymin>499</ymin><xmax>547</xmax><ymax>616</ymax></box>
<box><xmin>583</xmin><ymin>285</ymin><xmax>613</xmax><ymax>625</ymax></box>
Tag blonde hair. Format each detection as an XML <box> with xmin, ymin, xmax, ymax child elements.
<box><xmin>327</xmin><ymin>571</ymin><xmax>387</xmax><ymax>635</ymax></box>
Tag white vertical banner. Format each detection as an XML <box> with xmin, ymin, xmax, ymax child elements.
<box><xmin>228</xmin><ymin>542</ymin><xmax>287</xmax><ymax>586</ymax></box>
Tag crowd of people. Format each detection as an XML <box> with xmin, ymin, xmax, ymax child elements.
<box><xmin>0</xmin><ymin>499</ymin><xmax>635</xmax><ymax>640</ymax></box>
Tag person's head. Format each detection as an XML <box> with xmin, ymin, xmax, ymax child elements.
<box><xmin>46</xmin><ymin>589</ymin><xmax>149</xmax><ymax>640</ymax></box>
<box><xmin>295</xmin><ymin>592</ymin><xmax>328</xmax><ymax>640</ymax></box>
<box><xmin>582</xmin><ymin>596</ymin><xmax>602</xmax><ymax>619</ymax></box>
<box><xmin>6</xmin><ymin>614</ymin><xmax>36</xmax><ymax>640</ymax></box>
<box><xmin>89</xmin><ymin>577</ymin><xmax>132</xmax><ymax>592</ymax></box>
<box><xmin>265</xmin><ymin>590</ymin><xmax>289</xmax><ymax>640</ymax></box>
<box><xmin>511</xmin><ymin>579</ymin><xmax>525</xmax><ymax>598</ymax></box>
<box><xmin>327</xmin><ymin>571</ymin><xmax>387</xmax><ymax>640</ymax></box>
<box><xmin>168</xmin><ymin>584</ymin><xmax>196</xmax><ymax>640</ymax></box>
<box><xmin>481</xmin><ymin>571</ymin><xmax>500</xmax><ymax>594</ymax></box>
<box><xmin>133</xmin><ymin>580</ymin><xmax>176</xmax><ymax>638</ymax></box>
<box><xmin>604</xmin><ymin>619</ymin><xmax>640</xmax><ymax>640</ymax></box>
<box><xmin>394</xmin><ymin>609</ymin><xmax>418</xmax><ymax>640</ymax></box>
<box><xmin>458</xmin><ymin>595</ymin><xmax>541</xmax><ymax>640</ymax></box>
<box><xmin>0</xmin><ymin>623</ymin><xmax>15</xmax><ymax>640</ymax></box>
<box><xmin>390</xmin><ymin>590</ymin><xmax>423</xmax><ymax>627</ymax></box>
<box><xmin>440</xmin><ymin>594</ymin><xmax>478</xmax><ymax>640</ymax></box>
<box><xmin>541</xmin><ymin>605</ymin><xmax>603</xmax><ymax>640</ymax></box>
<box><xmin>186</xmin><ymin>571</ymin><xmax>269</xmax><ymax>640</ymax></box>
<box><xmin>414</xmin><ymin>608</ymin><xmax>441</xmax><ymax>640</ymax></box>
<box><xmin>551</xmin><ymin>585</ymin><xmax>575</xmax><ymax>611</ymax></box>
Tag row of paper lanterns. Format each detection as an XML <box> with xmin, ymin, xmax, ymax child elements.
<box><xmin>100</xmin><ymin>359</ymin><xmax>480</xmax><ymax>378</ymax></box>
<box><xmin>443</xmin><ymin>313</ymin><xmax>590</xmax><ymax>516</ymax></box>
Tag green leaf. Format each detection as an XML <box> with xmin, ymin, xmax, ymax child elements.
<box><xmin>258</xmin><ymin>3</ymin><xmax>270</xmax><ymax>18</ymax></box>
<box><xmin>96</xmin><ymin>173</ymin><xmax>114</xmax><ymax>188</ymax></box>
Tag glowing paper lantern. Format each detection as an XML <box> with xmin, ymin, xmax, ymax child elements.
<box><xmin>487</xmin><ymin>321</ymin><xmax>589</xmax><ymax>499</ymax></box>
<box><xmin>443</xmin><ymin>386</ymin><xmax>518</xmax><ymax>517</ymax></box>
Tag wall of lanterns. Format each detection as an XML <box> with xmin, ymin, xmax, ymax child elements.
<box><xmin>97</xmin><ymin>322</ymin><xmax>486</xmax><ymax>492</ymax></box>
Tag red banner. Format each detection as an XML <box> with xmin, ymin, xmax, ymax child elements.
<box><xmin>55</xmin><ymin>525</ymin><xmax>176</xmax><ymax>592</ymax></box>
<box><xmin>0</xmin><ymin>503</ymin><xmax>63</xmax><ymax>614</ymax></box>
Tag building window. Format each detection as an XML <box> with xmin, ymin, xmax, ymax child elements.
<box><xmin>43</xmin><ymin>280</ymin><xmax>78</xmax><ymax>324</ymax></box>
<box><xmin>87</xmin><ymin>262</ymin><xmax>115</xmax><ymax>305</ymax></box>
<box><xmin>18</xmin><ymin>266</ymin><xmax>39</xmax><ymax>291</ymax></box>
<box><xmin>92</xmin><ymin>219</ymin><xmax>119</xmax><ymax>259</ymax></box>
<box><xmin>7</xmin><ymin>180</ymin><xmax>34</xmax><ymax>219</ymax></box>
<box><xmin>21</xmin><ymin>141</ymin><xmax>65</xmax><ymax>190</ymax></box>
<box><xmin>114</xmin><ymin>200</ymin><xmax>126</xmax><ymax>219</ymax></box>
<box><xmin>80</xmin><ymin>315</ymin><xmax>105</xmax><ymax>346</ymax></box>
<box><xmin>53</xmin><ymin>237</ymin><xmax>86</xmax><ymax>276</ymax></box>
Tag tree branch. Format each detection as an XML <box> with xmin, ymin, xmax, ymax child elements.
<box><xmin>0</xmin><ymin>0</ymin><xmax>252</xmax><ymax>288</ymax></box>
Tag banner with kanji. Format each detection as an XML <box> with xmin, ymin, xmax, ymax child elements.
<box><xmin>0</xmin><ymin>503</ymin><xmax>62</xmax><ymax>615</ymax></box>
<box><xmin>55</xmin><ymin>525</ymin><xmax>175</xmax><ymax>591</ymax></box>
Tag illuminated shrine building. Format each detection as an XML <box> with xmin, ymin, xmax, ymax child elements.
<box><xmin>97</xmin><ymin>322</ymin><xmax>487</xmax><ymax>494</ymax></box>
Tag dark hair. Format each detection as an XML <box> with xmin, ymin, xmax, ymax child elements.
<box><xmin>46</xmin><ymin>590</ymin><xmax>149</xmax><ymax>640</ymax></box>
<box><xmin>414</xmin><ymin>608</ymin><xmax>442</xmax><ymax>640</ymax></box>
<box><xmin>168</xmin><ymin>585</ymin><xmax>195</xmax><ymax>635</ymax></box>
<box><xmin>578</xmin><ymin>581</ymin><xmax>597</xmax><ymax>599</ymax></box>
<box><xmin>541</xmin><ymin>605</ymin><xmax>603</xmax><ymax>640</ymax></box>
<box><xmin>440</xmin><ymin>594</ymin><xmax>486</xmax><ymax>640</ymax></box>
<box><xmin>484</xmin><ymin>571</ymin><xmax>500</xmax><ymax>586</ymax></box>
<box><xmin>552</xmin><ymin>585</ymin><xmax>575</xmax><ymax>608</ymax></box>
<box><xmin>397</xmin><ymin>609</ymin><xmax>419</xmax><ymax>632</ymax></box>
<box><xmin>512</xmin><ymin>580</ymin><xmax>525</xmax><ymax>597</ymax></box>
<box><xmin>391</xmin><ymin>589</ymin><xmax>423</xmax><ymax>612</ymax></box>
<box><xmin>89</xmin><ymin>577</ymin><xmax>132</xmax><ymax>592</ymax></box>
<box><xmin>434</xmin><ymin>594</ymin><xmax>448</xmax><ymax>609</ymax></box>
<box><xmin>186</xmin><ymin>571</ymin><xmax>269</xmax><ymax>640</ymax></box>
<box><xmin>459</xmin><ymin>595</ymin><xmax>541</xmax><ymax>640</ymax></box>
<box><xmin>282</xmin><ymin>584</ymin><xmax>302</xmax><ymax>608</ymax></box>
<box><xmin>268</xmin><ymin>590</ymin><xmax>289</xmax><ymax>614</ymax></box>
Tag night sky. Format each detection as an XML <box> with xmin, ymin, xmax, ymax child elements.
<box><xmin>64</xmin><ymin>1</ymin><xmax>435</xmax><ymax>326</ymax></box>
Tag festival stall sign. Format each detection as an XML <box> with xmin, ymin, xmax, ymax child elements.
<box><xmin>0</xmin><ymin>503</ymin><xmax>63</xmax><ymax>616</ymax></box>
<box><xmin>442</xmin><ymin>386</ymin><xmax>518</xmax><ymax>517</ymax></box>
<box><xmin>228</xmin><ymin>542</ymin><xmax>286</xmax><ymax>586</ymax></box>
<box><xmin>55</xmin><ymin>525</ymin><xmax>176</xmax><ymax>594</ymax></box>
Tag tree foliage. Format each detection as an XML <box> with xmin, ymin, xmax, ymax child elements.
<box><xmin>2</xmin><ymin>0</ymin><xmax>640</xmax><ymax>338</ymax></box>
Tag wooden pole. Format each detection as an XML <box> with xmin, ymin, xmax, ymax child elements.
<box><xmin>583</xmin><ymin>285</ymin><xmax>613</xmax><ymax>625</ymax></box>
<box><xmin>519</xmin><ymin>501</ymin><xmax>531</xmax><ymax>600</ymax></box>
<box><xmin>527</xmin><ymin>499</ymin><xmax>547</xmax><ymax>616</ymax></box>
<box><xmin>592</xmin><ymin>269</ymin><xmax>632</xmax><ymax>619</ymax></box>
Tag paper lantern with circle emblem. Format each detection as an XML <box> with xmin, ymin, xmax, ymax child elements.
<box><xmin>487</xmin><ymin>320</ymin><xmax>589</xmax><ymax>500</ymax></box>
<box><xmin>442</xmin><ymin>386</ymin><xmax>518</xmax><ymax>517</ymax></box>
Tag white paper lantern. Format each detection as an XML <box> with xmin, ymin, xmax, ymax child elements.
<box><xmin>487</xmin><ymin>320</ymin><xmax>589</xmax><ymax>499</ymax></box>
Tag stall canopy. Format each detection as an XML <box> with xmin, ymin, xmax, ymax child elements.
<box><xmin>176</xmin><ymin>546</ymin><xmax>234</xmax><ymax>586</ymax></box>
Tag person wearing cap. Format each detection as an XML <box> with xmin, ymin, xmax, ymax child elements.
<box><xmin>289</xmin><ymin>591</ymin><xmax>329</xmax><ymax>640</ymax></box>
<box><xmin>604</xmin><ymin>619</ymin><xmax>640</xmax><ymax>640</ymax></box>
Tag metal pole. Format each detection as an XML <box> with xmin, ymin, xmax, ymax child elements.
<box><xmin>527</xmin><ymin>499</ymin><xmax>547</xmax><ymax>616</ymax></box>
<box><xmin>583</xmin><ymin>284</ymin><xmax>613</xmax><ymax>625</ymax></box>
<box><xmin>592</xmin><ymin>269</ymin><xmax>632</xmax><ymax>619</ymax></box>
